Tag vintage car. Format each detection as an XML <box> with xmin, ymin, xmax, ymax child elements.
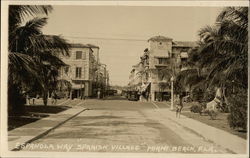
<box><xmin>127</xmin><ymin>91</ymin><xmax>139</xmax><ymax>101</ymax></box>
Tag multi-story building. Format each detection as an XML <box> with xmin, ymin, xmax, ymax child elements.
<box><xmin>58</xmin><ymin>43</ymin><xmax>95</xmax><ymax>99</ymax></box>
<box><xmin>97</xmin><ymin>64</ymin><xmax>109</xmax><ymax>96</ymax></box>
<box><xmin>58</xmin><ymin>43</ymin><xmax>109</xmax><ymax>99</ymax></box>
<box><xmin>128</xmin><ymin>35</ymin><xmax>196</xmax><ymax>101</ymax></box>
<box><xmin>128</xmin><ymin>62</ymin><xmax>144</xmax><ymax>91</ymax></box>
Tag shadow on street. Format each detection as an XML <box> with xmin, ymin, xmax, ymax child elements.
<box><xmin>102</xmin><ymin>95</ymin><xmax>127</xmax><ymax>101</ymax></box>
<box><xmin>8</xmin><ymin>105</ymin><xmax>71</xmax><ymax>131</ymax></box>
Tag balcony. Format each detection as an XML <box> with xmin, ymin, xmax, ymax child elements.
<box><xmin>155</xmin><ymin>64</ymin><xmax>169</xmax><ymax>67</ymax></box>
<box><xmin>154</xmin><ymin>57</ymin><xmax>171</xmax><ymax>68</ymax></box>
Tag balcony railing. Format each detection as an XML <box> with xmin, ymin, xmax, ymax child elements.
<box><xmin>155</xmin><ymin>63</ymin><xmax>169</xmax><ymax>67</ymax></box>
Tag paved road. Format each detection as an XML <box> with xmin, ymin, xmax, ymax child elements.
<box><xmin>21</xmin><ymin>96</ymin><xmax>229</xmax><ymax>153</ymax></box>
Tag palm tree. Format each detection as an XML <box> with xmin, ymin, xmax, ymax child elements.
<box><xmin>198</xmin><ymin>7</ymin><xmax>248</xmax><ymax>89</ymax></box>
<box><xmin>8</xmin><ymin>5</ymin><xmax>71</xmax><ymax>112</ymax></box>
<box><xmin>177</xmin><ymin>7</ymin><xmax>247</xmax><ymax>129</ymax></box>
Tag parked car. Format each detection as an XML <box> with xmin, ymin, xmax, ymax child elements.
<box><xmin>127</xmin><ymin>91</ymin><xmax>139</xmax><ymax>101</ymax></box>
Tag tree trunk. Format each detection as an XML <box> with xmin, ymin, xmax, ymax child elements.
<box><xmin>43</xmin><ymin>89</ymin><xmax>48</xmax><ymax>106</ymax></box>
<box><xmin>8</xmin><ymin>84</ymin><xmax>26</xmax><ymax>115</ymax></box>
<box><xmin>179</xmin><ymin>95</ymin><xmax>183</xmax><ymax>107</ymax></box>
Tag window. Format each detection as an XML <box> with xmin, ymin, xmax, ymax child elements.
<box><xmin>75</xmin><ymin>67</ymin><xmax>82</xmax><ymax>78</ymax></box>
<box><xmin>76</xmin><ymin>51</ymin><xmax>82</xmax><ymax>59</ymax></box>
<box><xmin>64</xmin><ymin>66</ymin><xmax>69</xmax><ymax>75</ymax></box>
<box><xmin>158</xmin><ymin>42</ymin><xmax>164</xmax><ymax>49</ymax></box>
<box><xmin>158</xmin><ymin>58</ymin><xmax>169</xmax><ymax>65</ymax></box>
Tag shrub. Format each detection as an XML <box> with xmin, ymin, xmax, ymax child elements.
<box><xmin>218</xmin><ymin>102</ymin><xmax>230</xmax><ymax>113</ymax></box>
<box><xmin>204</xmin><ymin>109</ymin><xmax>218</xmax><ymax>120</ymax></box>
<box><xmin>203</xmin><ymin>89</ymin><xmax>215</xmax><ymax>102</ymax></box>
<box><xmin>190</xmin><ymin>88</ymin><xmax>204</xmax><ymax>102</ymax></box>
<box><xmin>227</xmin><ymin>89</ymin><xmax>247</xmax><ymax>131</ymax></box>
<box><xmin>190</xmin><ymin>104</ymin><xmax>203</xmax><ymax>113</ymax></box>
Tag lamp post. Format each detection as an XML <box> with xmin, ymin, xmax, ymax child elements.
<box><xmin>170</xmin><ymin>76</ymin><xmax>174</xmax><ymax>110</ymax></box>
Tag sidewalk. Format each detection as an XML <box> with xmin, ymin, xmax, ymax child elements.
<box><xmin>154</xmin><ymin>106</ymin><xmax>247</xmax><ymax>154</ymax></box>
<box><xmin>8</xmin><ymin>106</ymin><xmax>88</xmax><ymax>151</ymax></box>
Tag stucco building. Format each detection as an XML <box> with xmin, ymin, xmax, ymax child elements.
<box><xmin>128</xmin><ymin>35</ymin><xmax>196</xmax><ymax>101</ymax></box>
<box><xmin>58</xmin><ymin>43</ymin><xmax>109</xmax><ymax>99</ymax></box>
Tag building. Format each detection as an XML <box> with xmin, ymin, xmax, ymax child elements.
<box><xmin>128</xmin><ymin>35</ymin><xmax>196</xmax><ymax>101</ymax></box>
<box><xmin>96</xmin><ymin>64</ymin><xmax>109</xmax><ymax>97</ymax></box>
<box><xmin>58</xmin><ymin>43</ymin><xmax>109</xmax><ymax>99</ymax></box>
<box><xmin>128</xmin><ymin>62</ymin><xmax>144</xmax><ymax>91</ymax></box>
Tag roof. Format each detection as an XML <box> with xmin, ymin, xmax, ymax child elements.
<box><xmin>71</xmin><ymin>43</ymin><xmax>89</xmax><ymax>48</ymax></box>
<box><xmin>86</xmin><ymin>44</ymin><xmax>100</xmax><ymax>49</ymax></box>
<box><xmin>172</xmin><ymin>41</ymin><xmax>197</xmax><ymax>48</ymax></box>
<box><xmin>148</xmin><ymin>36</ymin><xmax>173</xmax><ymax>42</ymax></box>
<box><xmin>70</xmin><ymin>43</ymin><xmax>95</xmax><ymax>52</ymax></box>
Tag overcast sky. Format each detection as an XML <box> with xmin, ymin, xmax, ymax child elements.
<box><xmin>42</xmin><ymin>6</ymin><xmax>222</xmax><ymax>86</ymax></box>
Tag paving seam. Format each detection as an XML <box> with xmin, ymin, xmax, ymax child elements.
<box><xmin>11</xmin><ymin>108</ymin><xmax>89</xmax><ymax>151</ymax></box>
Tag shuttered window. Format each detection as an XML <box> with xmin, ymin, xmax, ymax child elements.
<box><xmin>76</xmin><ymin>51</ymin><xmax>82</xmax><ymax>59</ymax></box>
<box><xmin>75</xmin><ymin>67</ymin><xmax>82</xmax><ymax>78</ymax></box>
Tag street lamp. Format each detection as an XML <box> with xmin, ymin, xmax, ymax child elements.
<box><xmin>170</xmin><ymin>76</ymin><xmax>174</xmax><ymax>110</ymax></box>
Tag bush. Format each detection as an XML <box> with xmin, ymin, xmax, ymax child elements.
<box><xmin>190</xmin><ymin>89</ymin><xmax>204</xmax><ymax>102</ymax></box>
<box><xmin>190</xmin><ymin>104</ymin><xmax>203</xmax><ymax>114</ymax></box>
<box><xmin>203</xmin><ymin>89</ymin><xmax>215</xmax><ymax>102</ymax></box>
<box><xmin>204</xmin><ymin>109</ymin><xmax>218</xmax><ymax>120</ymax></box>
<box><xmin>218</xmin><ymin>102</ymin><xmax>230</xmax><ymax>113</ymax></box>
<box><xmin>227</xmin><ymin>90</ymin><xmax>247</xmax><ymax>131</ymax></box>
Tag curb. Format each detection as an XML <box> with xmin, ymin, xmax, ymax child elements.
<box><xmin>11</xmin><ymin>108</ymin><xmax>89</xmax><ymax>151</ymax></box>
<box><xmin>159</xmin><ymin>108</ymin><xmax>246</xmax><ymax>154</ymax></box>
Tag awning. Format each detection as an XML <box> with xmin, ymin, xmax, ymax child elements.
<box><xmin>72</xmin><ymin>84</ymin><xmax>84</xmax><ymax>89</ymax></box>
<box><xmin>180</xmin><ymin>52</ymin><xmax>188</xmax><ymax>58</ymax></box>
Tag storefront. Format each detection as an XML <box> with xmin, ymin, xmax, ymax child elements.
<box><xmin>70</xmin><ymin>84</ymin><xmax>85</xmax><ymax>99</ymax></box>
<box><xmin>154</xmin><ymin>91</ymin><xmax>171</xmax><ymax>101</ymax></box>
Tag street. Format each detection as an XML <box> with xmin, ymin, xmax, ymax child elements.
<box><xmin>20</xmin><ymin>96</ymin><xmax>230</xmax><ymax>153</ymax></box>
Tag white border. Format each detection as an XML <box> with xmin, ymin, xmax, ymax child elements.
<box><xmin>1</xmin><ymin>1</ymin><xmax>250</xmax><ymax>6</ymax></box>
<box><xmin>1</xmin><ymin>1</ymin><xmax>249</xmax><ymax>158</ymax></box>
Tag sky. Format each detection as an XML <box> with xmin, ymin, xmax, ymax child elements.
<box><xmin>42</xmin><ymin>6</ymin><xmax>222</xmax><ymax>86</ymax></box>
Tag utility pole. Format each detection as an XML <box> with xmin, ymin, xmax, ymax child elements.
<box><xmin>170</xmin><ymin>76</ymin><xmax>174</xmax><ymax>110</ymax></box>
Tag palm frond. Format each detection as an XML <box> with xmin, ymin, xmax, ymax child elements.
<box><xmin>198</xmin><ymin>25</ymin><xmax>219</xmax><ymax>43</ymax></box>
<box><xmin>9</xmin><ymin>17</ymin><xmax>48</xmax><ymax>52</ymax></box>
<box><xmin>219</xmin><ymin>19</ymin><xmax>248</xmax><ymax>42</ymax></box>
<box><xmin>37</xmin><ymin>51</ymin><xmax>68</xmax><ymax>68</ymax></box>
<box><xmin>8</xmin><ymin>52</ymin><xmax>41</xmax><ymax>87</ymax></box>
<box><xmin>217</xmin><ymin>7</ymin><xmax>248</xmax><ymax>25</ymax></box>
<box><xmin>9</xmin><ymin>5</ymin><xmax>52</xmax><ymax>35</ymax></box>
<box><xmin>29</xmin><ymin>35</ymin><xmax>71</xmax><ymax>56</ymax></box>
